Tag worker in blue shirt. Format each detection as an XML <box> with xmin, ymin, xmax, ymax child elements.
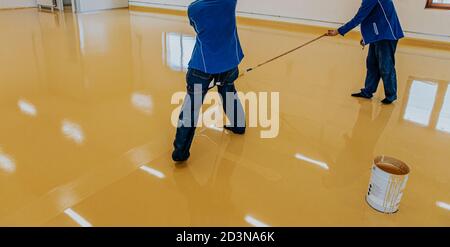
<box><xmin>172</xmin><ymin>0</ymin><xmax>246</xmax><ymax>162</ymax></box>
<box><xmin>328</xmin><ymin>0</ymin><xmax>404</xmax><ymax>104</ymax></box>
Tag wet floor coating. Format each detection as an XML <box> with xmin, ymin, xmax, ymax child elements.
<box><xmin>0</xmin><ymin>8</ymin><xmax>449</xmax><ymax>226</ymax></box>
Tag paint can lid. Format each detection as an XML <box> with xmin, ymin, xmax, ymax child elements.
<box><xmin>374</xmin><ymin>155</ymin><xmax>410</xmax><ymax>176</ymax></box>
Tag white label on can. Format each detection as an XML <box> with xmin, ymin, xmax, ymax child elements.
<box><xmin>367</xmin><ymin>165</ymin><xmax>408</xmax><ymax>213</ymax></box>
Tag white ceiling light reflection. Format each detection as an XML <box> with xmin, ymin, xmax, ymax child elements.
<box><xmin>64</xmin><ymin>208</ymin><xmax>92</xmax><ymax>227</ymax></box>
<box><xmin>18</xmin><ymin>99</ymin><xmax>37</xmax><ymax>116</ymax></box>
<box><xmin>245</xmin><ymin>215</ymin><xmax>270</xmax><ymax>227</ymax></box>
<box><xmin>295</xmin><ymin>153</ymin><xmax>329</xmax><ymax>170</ymax></box>
<box><xmin>131</xmin><ymin>93</ymin><xmax>153</xmax><ymax>115</ymax></box>
<box><xmin>436</xmin><ymin>201</ymin><xmax>450</xmax><ymax>211</ymax></box>
<box><xmin>140</xmin><ymin>165</ymin><xmax>165</xmax><ymax>179</ymax></box>
<box><xmin>404</xmin><ymin>80</ymin><xmax>438</xmax><ymax>126</ymax></box>
<box><xmin>436</xmin><ymin>85</ymin><xmax>450</xmax><ymax>133</ymax></box>
<box><xmin>62</xmin><ymin>120</ymin><xmax>85</xmax><ymax>144</ymax></box>
<box><xmin>0</xmin><ymin>150</ymin><xmax>15</xmax><ymax>174</ymax></box>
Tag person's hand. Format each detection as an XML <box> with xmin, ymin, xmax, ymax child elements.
<box><xmin>360</xmin><ymin>39</ymin><xmax>366</xmax><ymax>47</ymax></box>
<box><xmin>327</xmin><ymin>30</ymin><xmax>339</xmax><ymax>36</ymax></box>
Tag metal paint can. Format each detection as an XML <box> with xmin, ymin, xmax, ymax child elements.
<box><xmin>366</xmin><ymin>156</ymin><xmax>410</xmax><ymax>214</ymax></box>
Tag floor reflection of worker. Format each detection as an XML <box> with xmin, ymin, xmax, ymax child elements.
<box><xmin>325</xmin><ymin>101</ymin><xmax>394</xmax><ymax>188</ymax></box>
<box><xmin>172</xmin><ymin>132</ymin><xmax>246</xmax><ymax>226</ymax></box>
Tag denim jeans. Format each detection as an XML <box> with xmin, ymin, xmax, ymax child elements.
<box><xmin>361</xmin><ymin>40</ymin><xmax>398</xmax><ymax>102</ymax></box>
<box><xmin>173</xmin><ymin>67</ymin><xmax>246</xmax><ymax>160</ymax></box>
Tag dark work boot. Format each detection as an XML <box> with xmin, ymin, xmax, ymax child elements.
<box><xmin>224</xmin><ymin>126</ymin><xmax>246</xmax><ymax>135</ymax></box>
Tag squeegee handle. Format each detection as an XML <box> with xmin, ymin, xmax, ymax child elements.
<box><xmin>239</xmin><ymin>33</ymin><xmax>327</xmax><ymax>78</ymax></box>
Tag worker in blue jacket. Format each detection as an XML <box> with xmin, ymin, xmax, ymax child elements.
<box><xmin>328</xmin><ymin>0</ymin><xmax>404</xmax><ymax>104</ymax></box>
<box><xmin>172</xmin><ymin>0</ymin><xmax>246</xmax><ymax>162</ymax></box>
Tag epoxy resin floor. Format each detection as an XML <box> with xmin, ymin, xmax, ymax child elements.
<box><xmin>0</xmin><ymin>8</ymin><xmax>449</xmax><ymax>226</ymax></box>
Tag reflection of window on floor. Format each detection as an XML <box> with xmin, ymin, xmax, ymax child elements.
<box><xmin>436</xmin><ymin>84</ymin><xmax>450</xmax><ymax>133</ymax></box>
<box><xmin>426</xmin><ymin>0</ymin><xmax>450</xmax><ymax>9</ymax></box>
<box><xmin>78</xmin><ymin>18</ymin><xmax>108</xmax><ymax>54</ymax></box>
<box><xmin>404</xmin><ymin>80</ymin><xmax>438</xmax><ymax>126</ymax></box>
<box><xmin>163</xmin><ymin>32</ymin><xmax>195</xmax><ymax>72</ymax></box>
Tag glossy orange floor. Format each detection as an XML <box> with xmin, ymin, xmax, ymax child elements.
<box><xmin>0</xmin><ymin>8</ymin><xmax>449</xmax><ymax>226</ymax></box>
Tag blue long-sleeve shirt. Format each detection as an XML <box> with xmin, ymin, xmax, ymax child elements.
<box><xmin>187</xmin><ymin>0</ymin><xmax>244</xmax><ymax>74</ymax></box>
<box><xmin>338</xmin><ymin>0</ymin><xmax>404</xmax><ymax>44</ymax></box>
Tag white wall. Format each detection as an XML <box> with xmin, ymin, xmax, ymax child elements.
<box><xmin>0</xmin><ymin>0</ymin><xmax>37</xmax><ymax>9</ymax></box>
<box><xmin>0</xmin><ymin>0</ymin><xmax>128</xmax><ymax>10</ymax></box>
<box><xmin>129</xmin><ymin>0</ymin><xmax>450</xmax><ymax>42</ymax></box>
<box><xmin>77</xmin><ymin>0</ymin><xmax>128</xmax><ymax>12</ymax></box>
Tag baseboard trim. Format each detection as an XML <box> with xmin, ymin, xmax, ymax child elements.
<box><xmin>0</xmin><ymin>6</ymin><xmax>36</xmax><ymax>11</ymax></box>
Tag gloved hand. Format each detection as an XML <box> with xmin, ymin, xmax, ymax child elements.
<box><xmin>360</xmin><ymin>39</ymin><xmax>366</xmax><ymax>49</ymax></box>
<box><xmin>326</xmin><ymin>30</ymin><xmax>339</xmax><ymax>36</ymax></box>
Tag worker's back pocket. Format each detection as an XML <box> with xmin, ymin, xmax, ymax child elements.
<box><xmin>186</xmin><ymin>69</ymin><xmax>213</xmax><ymax>93</ymax></box>
<box><xmin>190</xmin><ymin>69</ymin><xmax>213</xmax><ymax>80</ymax></box>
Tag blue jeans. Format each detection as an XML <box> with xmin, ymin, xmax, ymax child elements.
<box><xmin>361</xmin><ymin>40</ymin><xmax>398</xmax><ymax>102</ymax></box>
<box><xmin>173</xmin><ymin>67</ymin><xmax>246</xmax><ymax>160</ymax></box>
